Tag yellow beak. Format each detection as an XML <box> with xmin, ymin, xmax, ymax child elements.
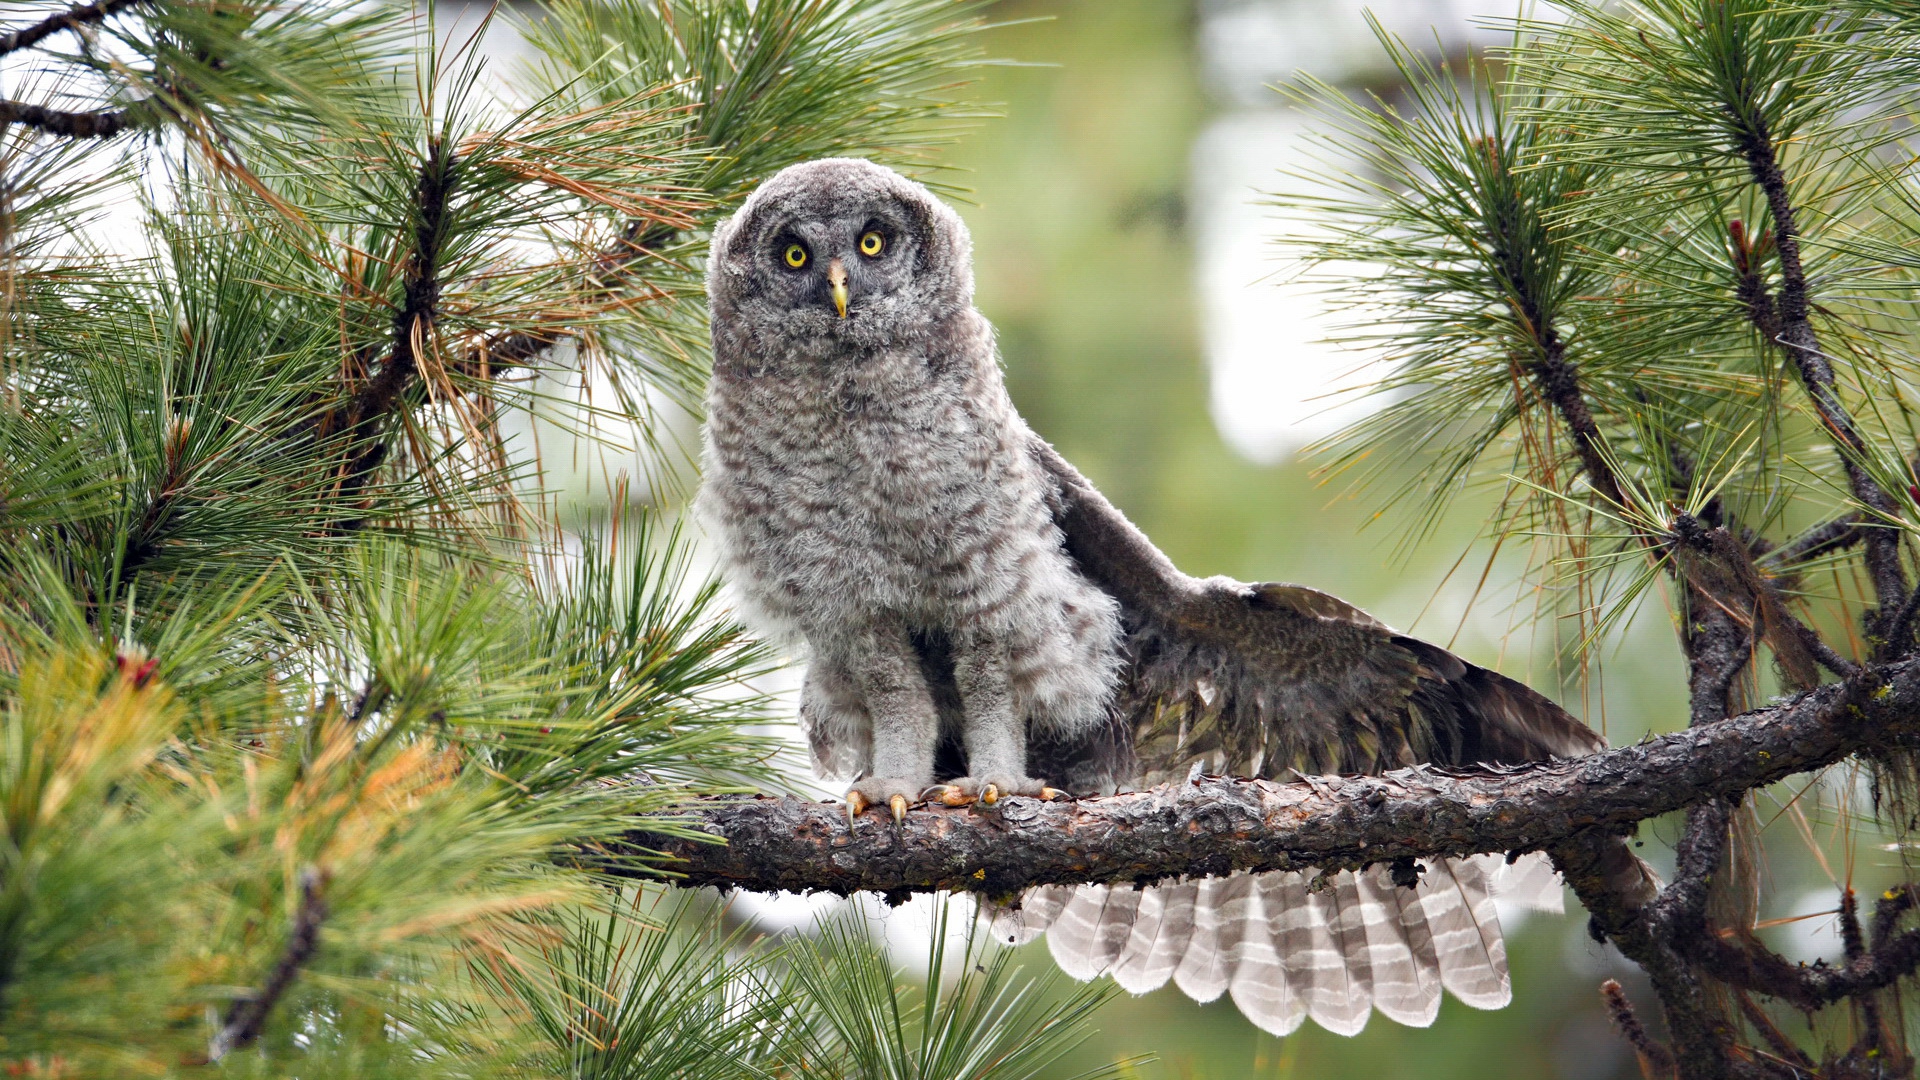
<box><xmin>828</xmin><ymin>257</ymin><xmax>849</xmax><ymax>318</ymax></box>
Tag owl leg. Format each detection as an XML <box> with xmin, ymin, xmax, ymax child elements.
<box><xmin>842</xmin><ymin>620</ymin><xmax>939</xmax><ymax>823</ymax></box>
<box><xmin>927</xmin><ymin>640</ymin><xmax>1066</xmax><ymax>805</ymax></box>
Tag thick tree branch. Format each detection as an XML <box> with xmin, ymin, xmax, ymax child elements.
<box><xmin>627</xmin><ymin>658</ymin><xmax>1920</xmax><ymax>897</ymax></box>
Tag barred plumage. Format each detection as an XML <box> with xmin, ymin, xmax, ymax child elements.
<box><xmin>698</xmin><ymin>158</ymin><xmax>1650</xmax><ymax>1038</ymax></box>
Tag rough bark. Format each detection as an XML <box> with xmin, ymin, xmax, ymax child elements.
<box><xmin>626</xmin><ymin>657</ymin><xmax>1920</xmax><ymax>897</ymax></box>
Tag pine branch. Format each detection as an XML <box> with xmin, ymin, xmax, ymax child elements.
<box><xmin>206</xmin><ymin>868</ymin><xmax>328</xmax><ymax>1062</ymax></box>
<box><xmin>626</xmin><ymin>656</ymin><xmax>1920</xmax><ymax>897</ymax></box>
<box><xmin>0</xmin><ymin>99</ymin><xmax>132</xmax><ymax>138</ymax></box>
<box><xmin>1529</xmin><ymin>325</ymin><xmax>1626</xmax><ymax>508</ymax></box>
<box><xmin>328</xmin><ymin>139</ymin><xmax>457</xmax><ymax>526</ymax></box>
<box><xmin>0</xmin><ymin>0</ymin><xmax>146</xmax><ymax>56</ymax></box>
<box><xmin>1767</xmin><ymin>513</ymin><xmax>1863</xmax><ymax>566</ymax></box>
<box><xmin>1737</xmin><ymin>130</ymin><xmax>1910</xmax><ymax>631</ymax></box>
<box><xmin>457</xmin><ymin>220</ymin><xmax>682</xmax><ymax>376</ymax></box>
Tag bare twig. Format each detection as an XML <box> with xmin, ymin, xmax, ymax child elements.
<box><xmin>1604</xmin><ymin>979</ymin><xmax>1678</xmax><ymax>1075</ymax></box>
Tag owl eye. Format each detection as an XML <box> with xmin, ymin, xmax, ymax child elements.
<box><xmin>782</xmin><ymin>243</ymin><xmax>809</xmax><ymax>269</ymax></box>
<box><xmin>858</xmin><ymin>231</ymin><xmax>885</xmax><ymax>257</ymax></box>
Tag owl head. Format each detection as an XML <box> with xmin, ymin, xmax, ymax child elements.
<box><xmin>708</xmin><ymin>159</ymin><xmax>974</xmax><ymax>356</ymax></box>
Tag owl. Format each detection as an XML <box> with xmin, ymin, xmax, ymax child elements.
<box><xmin>696</xmin><ymin>158</ymin><xmax>1649</xmax><ymax>1037</ymax></box>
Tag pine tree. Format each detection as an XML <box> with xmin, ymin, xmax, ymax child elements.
<box><xmin>0</xmin><ymin>0</ymin><xmax>1121</xmax><ymax>1076</ymax></box>
<box><xmin>1277</xmin><ymin>2</ymin><xmax>1920</xmax><ymax>1074</ymax></box>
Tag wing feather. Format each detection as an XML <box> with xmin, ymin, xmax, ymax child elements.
<box><xmin>1005</xmin><ymin>436</ymin><xmax>1643</xmax><ymax>1036</ymax></box>
<box><xmin>1028</xmin><ymin>436</ymin><xmax>1603</xmax><ymax>785</ymax></box>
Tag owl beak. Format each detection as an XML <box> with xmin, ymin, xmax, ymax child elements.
<box><xmin>827</xmin><ymin>257</ymin><xmax>850</xmax><ymax>318</ymax></box>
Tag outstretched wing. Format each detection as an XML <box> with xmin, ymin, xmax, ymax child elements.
<box><xmin>1009</xmin><ymin>437</ymin><xmax>1633</xmax><ymax>1038</ymax></box>
<box><xmin>1029</xmin><ymin>436</ymin><xmax>1602</xmax><ymax>786</ymax></box>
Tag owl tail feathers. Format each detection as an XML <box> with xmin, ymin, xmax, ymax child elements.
<box><xmin>986</xmin><ymin>854</ymin><xmax>1575</xmax><ymax>1038</ymax></box>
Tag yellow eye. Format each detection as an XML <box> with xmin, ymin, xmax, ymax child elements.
<box><xmin>859</xmin><ymin>231</ymin><xmax>885</xmax><ymax>257</ymax></box>
<box><xmin>783</xmin><ymin>243</ymin><xmax>808</xmax><ymax>269</ymax></box>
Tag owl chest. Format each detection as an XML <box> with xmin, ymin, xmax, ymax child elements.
<box><xmin>715</xmin><ymin>383</ymin><xmax>1027</xmax><ymax>609</ymax></box>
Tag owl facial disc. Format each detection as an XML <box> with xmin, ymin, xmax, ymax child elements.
<box><xmin>707</xmin><ymin>158</ymin><xmax>977</xmax><ymax>355</ymax></box>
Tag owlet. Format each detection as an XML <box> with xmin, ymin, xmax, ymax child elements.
<box><xmin>696</xmin><ymin>158</ymin><xmax>1649</xmax><ymax>1037</ymax></box>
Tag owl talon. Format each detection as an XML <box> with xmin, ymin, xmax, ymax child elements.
<box><xmin>889</xmin><ymin>794</ymin><xmax>909</xmax><ymax>823</ymax></box>
<box><xmin>1039</xmin><ymin>786</ymin><xmax>1067</xmax><ymax>801</ymax></box>
<box><xmin>924</xmin><ymin>784</ymin><xmax>973</xmax><ymax>807</ymax></box>
<box><xmin>846</xmin><ymin>790</ymin><xmax>869</xmax><ymax>827</ymax></box>
<box><xmin>980</xmin><ymin>784</ymin><xmax>999</xmax><ymax>805</ymax></box>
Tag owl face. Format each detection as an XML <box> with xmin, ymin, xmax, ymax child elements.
<box><xmin>709</xmin><ymin>159</ymin><xmax>974</xmax><ymax>357</ymax></box>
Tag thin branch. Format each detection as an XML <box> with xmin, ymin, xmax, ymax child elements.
<box><xmin>1765</xmin><ymin>513</ymin><xmax>1862</xmax><ymax>568</ymax></box>
<box><xmin>0</xmin><ymin>0</ymin><xmax>146</xmax><ymax>56</ymax></box>
<box><xmin>625</xmin><ymin>657</ymin><xmax>1920</xmax><ymax>897</ymax></box>
<box><xmin>207</xmin><ymin>867</ymin><xmax>328</xmax><ymax>1062</ymax></box>
<box><xmin>0</xmin><ymin>98</ymin><xmax>131</xmax><ymax>138</ymax></box>
<box><xmin>325</xmin><ymin>139</ymin><xmax>457</xmax><ymax>527</ymax></box>
<box><xmin>1737</xmin><ymin>131</ymin><xmax>1910</xmax><ymax>629</ymax></box>
<box><xmin>453</xmin><ymin>220</ymin><xmax>681</xmax><ymax>376</ymax></box>
<box><xmin>1604</xmin><ymin>979</ymin><xmax>1677</xmax><ymax>1074</ymax></box>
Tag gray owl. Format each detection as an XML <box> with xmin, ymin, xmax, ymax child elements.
<box><xmin>696</xmin><ymin>159</ymin><xmax>1648</xmax><ymax>1037</ymax></box>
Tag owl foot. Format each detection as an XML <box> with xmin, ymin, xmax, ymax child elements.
<box><xmin>922</xmin><ymin>776</ymin><xmax>1067</xmax><ymax>807</ymax></box>
<box><xmin>845</xmin><ymin>779</ymin><xmax>924</xmax><ymax>825</ymax></box>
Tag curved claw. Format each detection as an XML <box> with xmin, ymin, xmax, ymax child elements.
<box><xmin>846</xmin><ymin>790</ymin><xmax>869</xmax><ymax>828</ymax></box>
<box><xmin>889</xmin><ymin>793</ymin><xmax>910</xmax><ymax>823</ymax></box>
<box><xmin>923</xmin><ymin>784</ymin><xmax>972</xmax><ymax>808</ymax></box>
<box><xmin>1039</xmin><ymin>786</ymin><xmax>1067</xmax><ymax>801</ymax></box>
<box><xmin>980</xmin><ymin>783</ymin><xmax>999</xmax><ymax>806</ymax></box>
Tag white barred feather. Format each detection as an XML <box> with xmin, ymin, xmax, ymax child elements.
<box><xmin>1421</xmin><ymin>858</ymin><xmax>1511</xmax><ymax>1009</ymax></box>
<box><xmin>987</xmin><ymin>854</ymin><xmax>1548</xmax><ymax>1036</ymax></box>
<box><xmin>1171</xmin><ymin>875</ymin><xmax>1231</xmax><ymax>1002</ymax></box>
<box><xmin>1131</xmin><ymin>880</ymin><xmax>1198</xmax><ymax>992</ymax></box>
<box><xmin>1229</xmin><ymin>878</ymin><xmax>1304</xmax><ymax>1035</ymax></box>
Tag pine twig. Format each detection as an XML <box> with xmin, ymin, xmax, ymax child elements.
<box><xmin>1766</xmin><ymin>513</ymin><xmax>1863</xmax><ymax>567</ymax></box>
<box><xmin>326</xmin><ymin>138</ymin><xmax>457</xmax><ymax>528</ymax></box>
<box><xmin>1736</xmin><ymin>131</ymin><xmax>1910</xmax><ymax>630</ymax></box>
<box><xmin>454</xmin><ymin>220</ymin><xmax>682</xmax><ymax>375</ymax></box>
<box><xmin>1731</xmin><ymin>990</ymin><xmax>1815</xmax><ymax>1073</ymax></box>
<box><xmin>1603</xmin><ymin>979</ymin><xmax>1677</xmax><ymax>1075</ymax></box>
<box><xmin>207</xmin><ymin>868</ymin><xmax>329</xmax><ymax>1062</ymax></box>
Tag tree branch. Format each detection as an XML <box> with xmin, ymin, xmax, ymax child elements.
<box><xmin>0</xmin><ymin>98</ymin><xmax>131</xmax><ymax>138</ymax></box>
<box><xmin>206</xmin><ymin>867</ymin><xmax>328</xmax><ymax>1062</ymax></box>
<box><xmin>0</xmin><ymin>0</ymin><xmax>146</xmax><ymax>57</ymax></box>
<box><xmin>324</xmin><ymin>139</ymin><xmax>456</xmax><ymax>528</ymax></box>
<box><xmin>626</xmin><ymin>658</ymin><xmax>1920</xmax><ymax>897</ymax></box>
<box><xmin>1765</xmin><ymin>512</ymin><xmax>1862</xmax><ymax>568</ymax></box>
<box><xmin>1737</xmin><ymin>131</ymin><xmax>1910</xmax><ymax>630</ymax></box>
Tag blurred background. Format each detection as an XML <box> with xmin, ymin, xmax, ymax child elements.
<box><xmin>457</xmin><ymin>0</ymin><xmax>1891</xmax><ymax>1076</ymax></box>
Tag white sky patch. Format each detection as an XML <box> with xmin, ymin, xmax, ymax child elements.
<box><xmin>1190</xmin><ymin>110</ymin><xmax>1389</xmax><ymax>464</ymax></box>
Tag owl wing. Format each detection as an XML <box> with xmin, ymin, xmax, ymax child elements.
<box><xmin>1006</xmin><ymin>437</ymin><xmax>1639</xmax><ymax>1038</ymax></box>
<box><xmin>1028</xmin><ymin>435</ymin><xmax>1604</xmax><ymax>784</ymax></box>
